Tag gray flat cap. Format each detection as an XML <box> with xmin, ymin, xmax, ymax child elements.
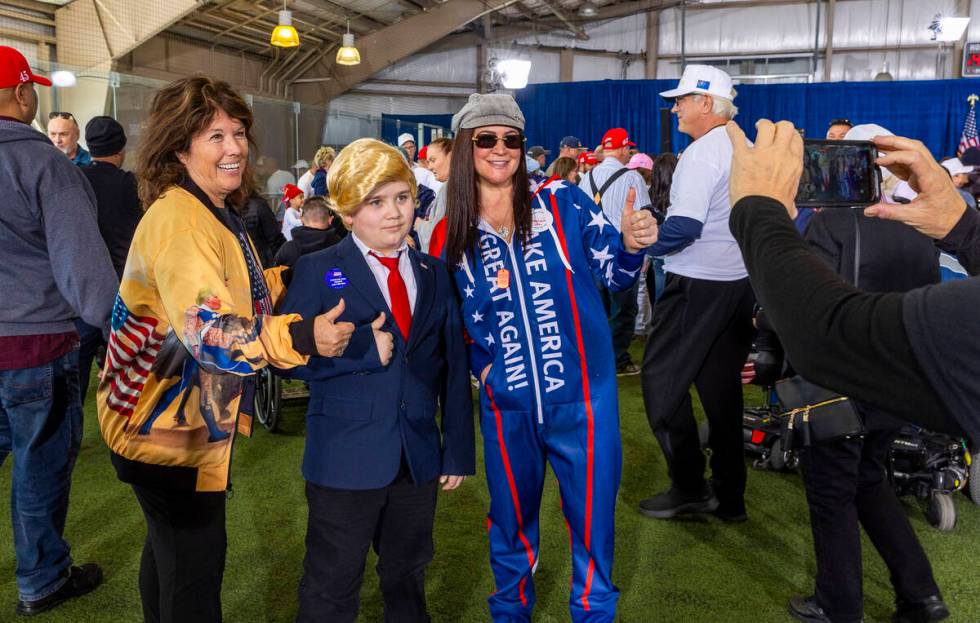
<box><xmin>451</xmin><ymin>93</ymin><xmax>525</xmax><ymax>133</ymax></box>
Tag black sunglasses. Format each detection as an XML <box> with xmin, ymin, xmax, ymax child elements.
<box><xmin>48</xmin><ymin>111</ymin><xmax>75</xmax><ymax>120</ymax></box>
<box><xmin>472</xmin><ymin>133</ymin><xmax>525</xmax><ymax>150</ymax></box>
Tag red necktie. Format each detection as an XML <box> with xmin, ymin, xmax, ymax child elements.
<box><xmin>370</xmin><ymin>252</ymin><xmax>412</xmax><ymax>342</ymax></box>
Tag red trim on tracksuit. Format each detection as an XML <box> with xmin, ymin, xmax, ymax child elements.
<box><xmin>485</xmin><ymin>383</ymin><xmax>535</xmax><ymax>607</ymax></box>
<box><xmin>547</xmin><ymin>193</ymin><xmax>597</xmax><ymax>610</ymax></box>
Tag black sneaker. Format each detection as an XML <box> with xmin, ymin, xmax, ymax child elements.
<box><xmin>639</xmin><ymin>486</ymin><xmax>719</xmax><ymax>519</ymax></box>
<box><xmin>16</xmin><ymin>563</ymin><xmax>103</xmax><ymax>617</ymax></box>
<box><xmin>893</xmin><ymin>595</ymin><xmax>950</xmax><ymax>623</ymax></box>
<box><xmin>788</xmin><ymin>595</ymin><xmax>833</xmax><ymax>623</ymax></box>
<box><xmin>616</xmin><ymin>362</ymin><xmax>641</xmax><ymax>376</ymax></box>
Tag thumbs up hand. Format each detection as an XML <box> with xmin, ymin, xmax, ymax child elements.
<box><xmin>621</xmin><ymin>187</ymin><xmax>658</xmax><ymax>253</ymax></box>
<box><xmin>371</xmin><ymin>312</ymin><xmax>394</xmax><ymax>366</ymax></box>
<box><xmin>313</xmin><ymin>298</ymin><xmax>355</xmax><ymax>357</ymax></box>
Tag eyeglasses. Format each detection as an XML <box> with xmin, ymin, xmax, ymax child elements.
<box><xmin>48</xmin><ymin>112</ymin><xmax>75</xmax><ymax>121</ymax></box>
<box><xmin>472</xmin><ymin>134</ymin><xmax>525</xmax><ymax>150</ymax></box>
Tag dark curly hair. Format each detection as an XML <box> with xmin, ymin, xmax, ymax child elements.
<box><xmin>136</xmin><ymin>76</ymin><xmax>257</xmax><ymax>211</ymax></box>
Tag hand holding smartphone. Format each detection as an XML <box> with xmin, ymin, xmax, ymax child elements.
<box><xmin>796</xmin><ymin>139</ymin><xmax>883</xmax><ymax>207</ymax></box>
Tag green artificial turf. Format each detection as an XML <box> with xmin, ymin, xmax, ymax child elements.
<box><xmin>2</xmin><ymin>342</ymin><xmax>979</xmax><ymax>622</ymax></box>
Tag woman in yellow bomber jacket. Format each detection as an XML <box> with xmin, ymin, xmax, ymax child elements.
<box><xmin>96</xmin><ymin>77</ymin><xmax>354</xmax><ymax>623</ymax></box>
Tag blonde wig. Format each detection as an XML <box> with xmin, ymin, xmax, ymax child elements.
<box><xmin>327</xmin><ymin>138</ymin><xmax>417</xmax><ymax>224</ymax></box>
<box><xmin>312</xmin><ymin>146</ymin><xmax>336</xmax><ymax>169</ymax></box>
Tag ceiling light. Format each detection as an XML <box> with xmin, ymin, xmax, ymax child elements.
<box><xmin>51</xmin><ymin>70</ymin><xmax>76</xmax><ymax>88</ymax></box>
<box><xmin>497</xmin><ymin>59</ymin><xmax>532</xmax><ymax>89</ymax></box>
<box><xmin>930</xmin><ymin>14</ymin><xmax>970</xmax><ymax>42</ymax></box>
<box><xmin>336</xmin><ymin>19</ymin><xmax>360</xmax><ymax>66</ymax></box>
<box><xmin>271</xmin><ymin>3</ymin><xmax>300</xmax><ymax>48</ymax></box>
<box><xmin>578</xmin><ymin>1</ymin><xmax>598</xmax><ymax>17</ymax></box>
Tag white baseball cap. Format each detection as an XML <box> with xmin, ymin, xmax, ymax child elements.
<box><xmin>659</xmin><ymin>65</ymin><xmax>736</xmax><ymax>101</ymax></box>
<box><xmin>397</xmin><ymin>133</ymin><xmax>416</xmax><ymax>147</ymax></box>
<box><xmin>941</xmin><ymin>157</ymin><xmax>974</xmax><ymax>177</ymax></box>
<box><xmin>846</xmin><ymin>124</ymin><xmax>897</xmax><ymax>183</ymax></box>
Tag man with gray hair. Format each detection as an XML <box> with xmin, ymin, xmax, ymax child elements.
<box><xmin>639</xmin><ymin>65</ymin><xmax>756</xmax><ymax>523</ymax></box>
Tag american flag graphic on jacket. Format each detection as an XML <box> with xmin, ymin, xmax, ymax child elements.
<box><xmin>958</xmin><ymin>96</ymin><xmax>979</xmax><ymax>156</ymax></box>
<box><xmin>104</xmin><ymin>295</ymin><xmax>166</xmax><ymax>417</ymax></box>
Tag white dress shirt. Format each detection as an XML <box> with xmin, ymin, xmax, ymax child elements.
<box><xmin>350</xmin><ymin>232</ymin><xmax>418</xmax><ymax>313</ymax></box>
<box><xmin>296</xmin><ymin>169</ymin><xmax>315</xmax><ymax>197</ymax></box>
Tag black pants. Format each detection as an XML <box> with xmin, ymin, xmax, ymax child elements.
<box><xmin>641</xmin><ymin>273</ymin><xmax>754</xmax><ymax>511</ymax></box>
<box><xmin>799</xmin><ymin>412</ymin><xmax>940</xmax><ymax>623</ymax></box>
<box><xmin>597</xmin><ymin>278</ymin><xmax>639</xmax><ymax>368</ymax></box>
<box><xmin>297</xmin><ymin>472</ymin><xmax>438</xmax><ymax>623</ymax></box>
<box><xmin>131</xmin><ymin>484</ymin><xmax>227</xmax><ymax>623</ymax></box>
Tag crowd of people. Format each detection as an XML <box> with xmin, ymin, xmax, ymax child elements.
<box><xmin>0</xmin><ymin>41</ymin><xmax>978</xmax><ymax>623</ymax></box>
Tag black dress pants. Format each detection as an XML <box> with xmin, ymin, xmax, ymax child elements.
<box><xmin>296</xmin><ymin>470</ymin><xmax>438</xmax><ymax>623</ymax></box>
<box><xmin>799</xmin><ymin>411</ymin><xmax>940</xmax><ymax>623</ymax></box>
<box><xmin>131</xmin><ymin>484</ymin><xmax>227</xmax><ymax>623</ymax></box>
<box><xmin>641</xmin><ymin>273</ymin><xmax>754</xmax><ymax>511</ymax></box>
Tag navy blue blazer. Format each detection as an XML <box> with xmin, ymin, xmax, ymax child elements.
<box><xmin>278</xmin><ymin>235</ymin><xmax>475</xmax><ymax>490</ymax></box>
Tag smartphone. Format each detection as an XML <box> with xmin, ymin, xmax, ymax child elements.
<box><xmin>796</xmin><ymin>139</ymin><xmax>882</xmax><ymax>207</ymax></box>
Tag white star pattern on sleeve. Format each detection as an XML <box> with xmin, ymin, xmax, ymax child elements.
<box><xmin>605</xmin><ymin>261</ymin><xmax>616</xmax><ymax>283</ymax></box>
<box><xmin>484</xmin><ymin>334</ymin><xmax>495</xmax><ymax>346</ymax></box>
<box><xmin>587</xmin><ymin>210</ymin><xmax>609</xmax><ymax>233</ymax></box>
<box><xmin>590</xmin><ymin>245</ymin><xmax>614</xmax><ymax>265</ymax></box>
<box><xmin>463</xmin><ymin>284</ymin><xmax>475</xmax><ymax>298</ymax></box>
<box><xmin>472</xmin><ymin>310</ymin><xmax>484</xmax><ymax>323</ymax></box>
<box><xmin>618</xmin><ymin>266</ymin><xmax>640</xmax><ymax>278</ymax></box>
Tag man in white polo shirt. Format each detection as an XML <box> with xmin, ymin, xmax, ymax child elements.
<box><xmin>579</xmin><ymin>127</ymin><xmax>653</xmax><ymax>375</ymax></box>
<box><xmin>639</xmin><ymin>65</ymin><xmax>755</xmax><ymax>522</ymax></box>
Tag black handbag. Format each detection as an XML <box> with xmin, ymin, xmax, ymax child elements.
<box><xmin>776</xmin><ymin>376</ymin><xmax>866</xmax><ymax>449</ymax></box>
<box><xmin>775</xmin><ymin>210</ymin><xmax>868</xmax><ymax>450</ymax></box>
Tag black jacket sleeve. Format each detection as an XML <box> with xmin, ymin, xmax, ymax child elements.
<box><xmin>937</xmin><ymin>206</ymin><xmax>980</xmax><ymax>276</ymax></box>
<box><xmin>729</xmin><ymin>196</ymin><xmax>954</xmax><ymax>432</ymax></box>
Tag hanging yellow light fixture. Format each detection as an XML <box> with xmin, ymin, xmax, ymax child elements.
<box><xmin>271</xmin><ymin>1</ymin><xmax>300</xmax><ymax>48</ymax></box>
<box><xmin>336</xmin><ymin>19</ymin><xmax>361</xmax><ymax>66</ymax></box>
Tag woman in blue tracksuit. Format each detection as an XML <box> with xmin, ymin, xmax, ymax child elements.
<box><xmin>442</xmin><ymin>94</ymin><xmax>658</xmax><ymax>622</ymax></box>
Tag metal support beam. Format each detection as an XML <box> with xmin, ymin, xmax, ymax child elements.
<box><xmin>824</xmin><ymin>0</ymin><xmax>835</xmax><ymax>82</ymax></box>
<box><xmin>349</xmin><ymin>88</ymin><xmax>470</xmax><ymax>99</ymax></box>
<box><xmin>293</xmin><ymin>0</ymin><xmax>522</xmax><ymax>104</ymax></box>
<box><xmin>953</xmin><ymin>0</ymin><xmax>971</xmax><ymax>78</ymax></box>
<box><xmin>559</xmin><ymin>48</ymin><xmax>574</xmax><ymax>82</ymax></box>
<box><xmin>56</xmin><ymin>0</ymin><xmax>201</xmax><ymax>71</ymax></box>
<box><xmin>537</xmin><ymin>0</ymin><xmax>589</xmax><ymax>40</ymax></box>
<box><xmin>645</xmin><ymin>10</ymin><xmax>659</xmax><ymax>78</ymax></box>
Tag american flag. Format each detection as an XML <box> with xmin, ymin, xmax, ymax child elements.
<box><xmin>958</xmin><ymin>95</ymin><xmax>979</xmax><ymax>156</ymax></box>
<box><xmin>104</xmin><ymin>295</ymin><xmax>165</xmax><ymax>417</ymax></box>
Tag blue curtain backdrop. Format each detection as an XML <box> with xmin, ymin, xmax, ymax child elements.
<box><xmin>381</xmin><ymin>113</ymin><xmax>454</xmax><ymax>148</ymax></box>
<box><xmin>511</xmin><ymin>78</ymin><xmax>980</xmax><ymax>159</ymax></box>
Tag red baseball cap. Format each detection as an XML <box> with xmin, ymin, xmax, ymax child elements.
<box><xmin>0</xmin><ymin>46</ymin><xmax>51</xmax><ymax>89</ymax></box>
<box><xmin>601</xmin><ymin>128</ymin><xmax>635</xmax><ymax>150</ymax></box>
<box><xmin>281</xmin><ymin>183</ymin><xmax>304</xmax><ymax>203</ymax></box>
<box><xmin>418</xmin><ymin>145</ymin><xmax>428</xmax><ymax>160</ymax></box>
<box><xmin>577</xmin><ymin>151</ymin><xmax>598</xmax><ymax>165</ymax></box>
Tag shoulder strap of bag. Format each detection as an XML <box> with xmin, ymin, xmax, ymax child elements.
<box><xmin>851</xmin><ymin>209</ymin><xmax>861</xmax><ymax>288</ymax></box>
<box><xmin>591</xmin><ymin>167</ymin><xmax>631</xmax><ymax>209</ymax></box>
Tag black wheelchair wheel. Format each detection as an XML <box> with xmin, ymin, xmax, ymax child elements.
<box><xmin>254</xmin><ymin>368</ymin><xmax>282</xmax><ymax>432</ymax></box>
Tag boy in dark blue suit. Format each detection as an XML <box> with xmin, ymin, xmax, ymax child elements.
<box><xmin>279</xmin><ymin>138</ymin><xmax>475</xmax><ymax>623</ymax></box>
